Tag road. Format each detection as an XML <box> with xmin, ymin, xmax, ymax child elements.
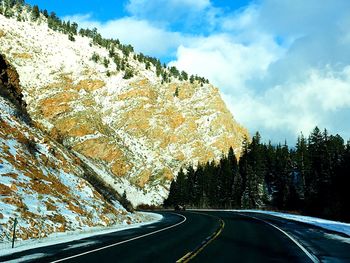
<box><xmin>192</xmin><ymin>211</ymin><xmax>350</xmax><ymax>262</ymax></box>
<box><xmin>1</xmin><ymin>211</ymin><xmax>349</xmax><ymax>262</ymax></box>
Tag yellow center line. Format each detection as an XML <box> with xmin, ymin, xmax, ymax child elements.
<box><xmin>176</xmin><ymin>213</ymin><xmax>225</xmax><ymax>263</ymax></box>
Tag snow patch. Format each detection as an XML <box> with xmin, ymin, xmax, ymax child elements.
<box><xmin>0</xmin><ymin>212</ymin><xmax>162</xmax><ymax>257</ymax></box>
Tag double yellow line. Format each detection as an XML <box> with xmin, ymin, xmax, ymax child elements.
<box><xmin>176</xmin><ymin>215</ymin><xmax>225</xmax><ymax>263</ymax></box>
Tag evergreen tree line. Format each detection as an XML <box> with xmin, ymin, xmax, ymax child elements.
<box><xmin>0</xmin><ymin>0</ymin><xmax>209</xmax><ymax>85</ymax></box>
<box><xmin>164</xmin><ymin>127</ymin><xmax>350</xmax><ymax>222</ymax></box>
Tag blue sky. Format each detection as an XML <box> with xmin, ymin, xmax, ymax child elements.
<box><xmin>26</xmin><ymin>1</ymin><xmax>252</xmax><ymax>22</ymax></box>
<box><xmin>26</xmin><ymin>0</ymin><xmax>255</xmax><ymax>45</ymax></box>
<box><xmin>26</xmin><ymin>0</ymin><xmax>126</xmax><ymax>21</ymax></box>
<box><xmin>26</xmin><ymin>0</ymin><xmax>350</xmax><ymax>143</ymax></box>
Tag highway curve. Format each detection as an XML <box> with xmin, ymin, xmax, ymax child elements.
<box><xmin>0</xmin><ymin>212</ymin><xmax>220</xmax><ymax>263</ymax></box>
<box><xmin>193</xmin><ymin>211</ymin><xmax>313</xmax><ymax>262</ymax></box>
<box><xmin>1</xmin><ymin>210</ymin><xmax>349</xmax><ymax>262</ymax></box>
<box><xmin>193</xmin><ymin>210</ymin><xmax>350</xmax><ymax>262</ymax></box>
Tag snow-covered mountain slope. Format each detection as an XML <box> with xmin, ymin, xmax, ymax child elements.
<box><xmin>0</xmin><ymin>10</ymin><xmax>248</xmax><ymax>206</ymax></box>
<box><xmin>0</xmin><ymin>54</ymin><xmax>150</xmax><ymax>242</ymax></box>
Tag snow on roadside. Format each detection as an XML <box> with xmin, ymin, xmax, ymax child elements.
<box><xmin>0</xmin><ymin>212</ymin><xmax>162</xmax><ymax>257</ymax></box>
<box><xmin>238</xmin><ymin>210</ymin><xmax>350</xmax><ymax>237</ymax></box>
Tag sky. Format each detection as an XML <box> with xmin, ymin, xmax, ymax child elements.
<box><xmin>26</xmin><ymin>0</ymin><xmax>350</xmax><ymax>143</ymax></box>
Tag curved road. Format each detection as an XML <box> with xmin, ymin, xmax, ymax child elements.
<box><xmin>1</xmin><ymin>211</ymin><xmax>349</xmax><ymax>262</ymax></box>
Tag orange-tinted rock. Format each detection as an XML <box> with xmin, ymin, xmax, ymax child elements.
<box><xmin>75</xmin><ymin>79</ymin><xmax>105</xmax><ymax>92</ymax></box>
<box><xmin>39</xmin><ymin>92</ymin><xmax>78</xmax><ymax>119</ymax></box>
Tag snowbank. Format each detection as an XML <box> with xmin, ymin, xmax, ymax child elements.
<box><xmin>0</xmin><ymin>212</ymin><xmax>162</xmax><ymax>257</ymax></box>
<box><xmin>239</xmin><ymin>210</ymin><xmax>350</xmax><ymax>237</ymax></box>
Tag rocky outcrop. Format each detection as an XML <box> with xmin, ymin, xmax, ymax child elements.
<box><xmin>0</xmin><ymin>53</ymin><xmax>30</xmax><ymax>122</ymax></box>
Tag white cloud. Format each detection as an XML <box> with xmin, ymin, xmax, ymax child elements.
<box><xmin>227</xmin><ymin>66</ymin><xmax>350</xmax><ymax>142</ymax></box>
<box><xmin>169</xmin><ymin>0</ymin><xmax>350</xmax><ymax>142</ymax></box>
<box><xmin>125</xmin><ymin>0</ymin><xmax>218</xmax><ymax>31</ymax></box>
<box><xmin>169</xmin><ymin>33</ymin><xmax>281</xmax><ymax>93</ymax></box>
<box><xmin>63</xmin><ymin>14</ymin><xmax>186</xmax><ymax>57</ymax></box>
<box><xmin>126</xmin><ymin>0</ymin><xmax>211</xmax><ymax>19</ymax></box>
<box><xmin>220</xmin><ymin>5</ymin><xmax>258</xmax><ymax>32</ymax></box>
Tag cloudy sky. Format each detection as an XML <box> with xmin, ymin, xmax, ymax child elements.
<box><xmin>27</xmin><ymin>0</ymin><xmax>350</xmax><ymax>143</ymax></box>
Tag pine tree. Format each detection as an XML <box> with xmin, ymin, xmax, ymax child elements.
<box><xmin>241</xmin><ymin>164</ymin><xmax>258</xmax><ymax>208</ymax></box>
<box><xmin>176</xmin><ymin>168</ymin><xmax>188</xmax><ymax>205</ymax></box>
<box><xmin>228</xmin><ymin>147</ymin><xmax>239</xmax><ymax>207</ymax></box>
<box><xmin>164</xmin><ymin>180</ymin><xmax>178</xmax><ymax>207</ymax></box>
<box><xmin>295</xmin><ymin>133</ymin><xmax>309</xmax><ymax>202</ymax></box>
<box><xmin>322</xmin><ymin>133</ymin><xmax>345</xmax><ymax>217</ymax></box>
<box><xmin>68</xmin><ymin>34</ymin><xmax>75</xmax><ymax>42</ymax></box>
<box><xmin>202</xmin><ymin>161</ymin><xmax>214</xmax><ymax>207</ymax></box>
<box><xmin>338</xmin><ymin>141</ymin><xmax>350</xmax><ymax>221</ymax></box>
<box><xmin>186</xmin><ymin>165</ymin><xmax>197</xmax><ymax>206</ymax></box>
<box><xmin>42</xmin><ymin>9</ymin><xmax>48</xmax><ymax>18</ymax></box>
<box><xmin>207</xmin><ymin>161</ymin><xmax>219</xmax><ymax>207</ymax></box>
<box><xmin>306</xmin><ymin>127</ymin><xmax>325</xmax><ymax>214</ymax></box>
<box><xmin>217</xmin><ymin>150</ymin><xmax>236</xmax><ymax>208</ymax></box>
<box><xmin>123</xmin><ymin>68</ymin><xmax>134</xmax><ymax>79</ymax></box>
<box><xmin>174</xmin><ymin>87</ymin><xmax>179</xmax><ymax>97</ymax></box>
<box><xmin>232</xmin><ymin>172</ymin><xmax>243</xmax><ymax>208</ymax></box>
<box><xmin>196</xmin><ymin>165</ymin><xmax>206</xmax><ymax>207</ymax></box>
<box><xmin>91</xmin><ymin>52</ymin><xmax>100</xmax><ymax>63</ymax></box>
<box><xmin>31</xmin><ymin>5</ymin><xmax>40</xmax><ymax>21</ymax></box>
<box><xmin>247</xmin><ymin>132</ymin><xmax>266</xmax><ymax>207</ymax></box>
<box><xmin>71</xmin><ymin>22</ymin><xmax>78</xmax><ymax>35</ymax></box>
<box><xmin>189</xmin><ymin>75</ymin><xmax>195</xmax><ymax>84</ymax></box>
<box><xmin>181</xmin><ymin>71</ymin><xmax>188</xmax><ymax>81</ymax></box>
<box><xmin>103</xmin><ymin>57</ymin><xmax>110</xmax><ymax>68</ymax></box>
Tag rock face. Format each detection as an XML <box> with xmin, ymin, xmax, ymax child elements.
<box><xmin>0</xmin><ymin>54</ymin><xmax>147</xmax><ymax>241</ymax></box>
<box><xmin>0</xmin><ymin>13</ymin><xmax>248</xmax><ymax>206</ymax></box>
<box><xmin>0</xmin><ymin>53</ymin><xmax>29</xmax><ymax>121</ymax></box>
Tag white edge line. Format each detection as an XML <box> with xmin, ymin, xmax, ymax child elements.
<box><xmin>51</xmin><ymin>213</ymin><xmax>187</xmax><ymax>263</ymax></box>
<box><xmin>236</xmin><ymin>212</ymin><xmax>320</xmax><ymax>263</ymax></box>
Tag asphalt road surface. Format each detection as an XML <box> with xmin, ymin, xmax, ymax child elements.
<box><xmin>1</xmin><ymin>211</ymin><xmax>349</xmax><ymax>262</ymax></box>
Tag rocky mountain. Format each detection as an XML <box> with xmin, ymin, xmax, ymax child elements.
<box><xmin>0</xmin><ymin>3</ymin><xmax>248</xmax><ymax>206</ymax></box>
<box><xmin>0</xmin><ymin>53</ymin><xmax>149</xmax><ymax>242</ymax></box>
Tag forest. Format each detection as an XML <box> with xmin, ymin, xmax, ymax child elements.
<box><xmin>164</xmin><ymin>127</ymin><xmax>350</xmax><ymax>222</ymax></box>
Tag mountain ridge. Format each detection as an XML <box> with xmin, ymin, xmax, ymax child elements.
<box><xmin>0</xmin><ymin>2</ymin><xmax>248</xmax><ymax>206</ymax></box>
